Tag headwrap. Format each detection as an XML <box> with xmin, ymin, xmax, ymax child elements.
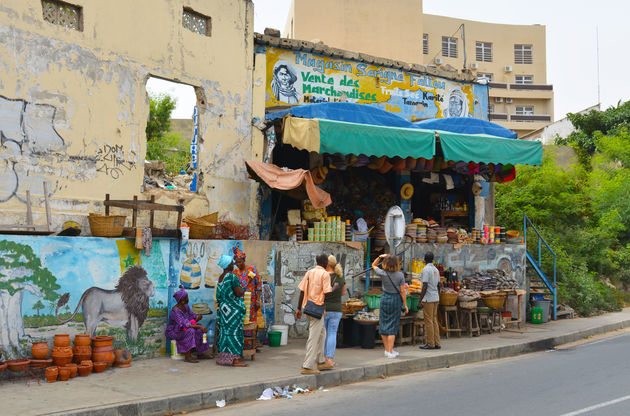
<box><xmin>232</xmin><ymin>245</ymin><xmax>246</xmax><ymax>260</ymax></box>
<box><xmin>173</xmin><ymin>285</ymin><xmax>187</xmax><ymax>303</ymax></box>
<box><xmin>218</xmin><ymin>254</ymin><xmax>234</xmax><ymax>270</ymax></box>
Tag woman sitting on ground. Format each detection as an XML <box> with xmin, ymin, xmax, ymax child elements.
<box><xmin>215</xmin><ymin>255</ymin><xmax>248</xmax><ymax>367</ymax></box>
<box><xmin>324</xmin><ymin>254</ymin><xmax>345</xmax><ymax>367</ymax></box>
<box><xmin>165</xmin><ymin>286</ymin><xmax>210</xmax><ymax>363</ymax></box>
<box><xmin>372</xmin><ymin>254</ymin><xmax>408</xmax><ymax>358</ymax></box>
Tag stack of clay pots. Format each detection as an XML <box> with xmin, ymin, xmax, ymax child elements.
<box><xmin>73</xmin><ymin>334</ymin><xmax>92</xmax><ymax>363</ymax></box>
<box><xmin>51</xmin><ymin>334</ymin><xmax>73</xmax><ymax>366</ymax></box>
<box><xmin>92</xmin><ymin>335</ymin><xmax>115</xmax><ymax>369</ymax></box>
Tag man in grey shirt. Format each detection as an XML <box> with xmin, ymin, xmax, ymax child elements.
<box><xmin>417</xmin><ymin>252</ymin><xmax>441</xmax><ymax>349</ymax></box>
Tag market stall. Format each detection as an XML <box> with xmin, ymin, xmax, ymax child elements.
<box><xmin>251</xmin><ymin>102</ymin><xmax>543</xmax><ymax>345</ymax></box>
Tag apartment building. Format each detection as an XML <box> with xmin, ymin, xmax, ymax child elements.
<box><xmin>284</xmin><ymin>0</ymin><xmax>553</xmax><ymax>137</ymax></box>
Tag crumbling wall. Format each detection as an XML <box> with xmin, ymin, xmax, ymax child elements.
<box><xmin>0</xmin><ymin>0</ymin><xmax>256</xmax><ymax>234</ymax></box>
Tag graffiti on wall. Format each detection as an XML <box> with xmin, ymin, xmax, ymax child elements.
<box><xmin>264</xmin><ymin>48</ymin><xmax>489</xmax><ymax>121</ymax></box>
<box><xmin>0</xmin><ymin>235</ymin><xmax>169</xmax><ymax>359</ymax></box>
<box><xmin>273</xmin><ymin>242</ymin><xmax>364</xmax><ymax>338</ymax></box>
<box><xmin>95</xmin><ymin>144</ymin><xmax>137</xmax><ymax>179</ymax></box>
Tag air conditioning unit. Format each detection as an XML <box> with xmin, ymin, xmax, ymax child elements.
<box><xmin>504</xmin><ymin>65</ymin><xmax>513</xmax><ymax>72</ymax></box>
<box><xmin>505</xmin><ymin>98</ymin><xmax>513</xmax><ymax>104</ymax></box>
<box><xmin>434</xmin><ymin>57</ymin><xmax>444</xmax><ymax>65</ymax></box>
<box><xmin>470</xmin><ymin>63</ymin><xmax>479</xmax><ymax>69</ymax></box>
<box><xmin>494</xmin><ymin>97</ymin><xmax>503</xmax><ymax>103</ymax></box>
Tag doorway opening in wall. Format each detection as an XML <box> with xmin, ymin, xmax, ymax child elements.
<box><xmin>145</xmin><ymin>76</ymin><xmax>199</xmax><ymax>189</ymax></box>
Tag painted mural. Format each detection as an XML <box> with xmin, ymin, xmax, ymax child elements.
<box><xmin>0</xmin><ymin>235</ymin><xmax>169</xmax><ymax>360</ymax></box>
<box><xmin>0</xmin><ymin>235</ymin><xmax>364</xmax><ymax>360</ymax></box>
<box><xmin>264</xmin><ymin>47</ymin><xmax>489</xmax><ymax>121</ymax></box>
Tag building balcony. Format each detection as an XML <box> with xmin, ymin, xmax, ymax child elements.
<box><xmin>509</xmin><ymin>84</ymin><xmax>553</xmax><ymax>91</ymax></box>
<box><xmin>488</xmin><ymin>113</ymin><xmax>508</xmax><ymax>121</ymax></box>
<box><xmin>488</xmin><ymin>83</ymin><xmax>554</xmax><ymax>100</ymax></box>
<box><xmin>510</xmin><ymin>114</ymin><xmax>552</xmax><ymax>122</ymax></box>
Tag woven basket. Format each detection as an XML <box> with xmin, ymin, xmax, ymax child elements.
<box><xmin>482</xmin><ymin>295</ymin><xmax>506</xmax><ymax>309</ymax></box>
<box><xmin>185</xmin><ymin>212</ymin><xmax>218</xmax><ymax>239</ymax></box>
<box><xmin>459</xmin><ymin>300</ymin><xmax>478</xmax><ymax>309</ymax></box>
<box><xmin>439</xmin><ymin>292</ymin><xmax>458</xmax><ymax>306</ymax></box>
<box><xmin>88</xmin><ymin>214</ymin><xmax>126</xmax><ymax>237</ymax></box>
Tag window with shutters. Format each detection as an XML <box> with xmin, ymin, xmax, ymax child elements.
<box><xmin>442</xmin><ymin>36</ymin><xmax>457</xmax><ymax>58</ymax></box>
<box><xmin>515</xmin><ymin>75</ymin><xmax>534</xmax><ymax>84</ymax></box>
<box><xmin>423</xmin><ymin>34</ymin><xmax>429</xmax><ymax>55</ymax></box>
<box><xmin>515</xmin><ymin>106</ymin><xmax>534</xmax><ymax>115</ymax></box>
<box><xmin>477</xmin><ymin>73</ymin><xmax>493</xmax><ymax>82</ymax></box>
<box><xmin>42</xmin><ymin>0</ymin><xmax>82</xmax><ymax>31</ymax></box>
<box><xmin>514</xmin><ymin>44</ymin><xmax>533</xmax><ymax>64</ymax></box>
<box><xmin>183</xmin><ymin>8</ymin><xmax>211</xmax><ymax>36</ymax></box>
<box><xmin>476</xmin><ymin>42</ymin><xmax>492</xmax><ymax>62</ymax></box>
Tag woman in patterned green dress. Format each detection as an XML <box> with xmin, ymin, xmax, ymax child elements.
<box><xmin>215</xmin><ymin>255</ymin><xmax>248</xmax><ymax>367</ymax></box>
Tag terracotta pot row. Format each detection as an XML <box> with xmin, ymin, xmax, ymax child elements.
<box><xmin>46</xmin><ymin>362</ymin><xmax>90</xmax><ymax>382</ymax></box>
<box><xmin>32</xmin><ymin>334</ymin><xmax>93</xmax><ymax>360</ymax></box>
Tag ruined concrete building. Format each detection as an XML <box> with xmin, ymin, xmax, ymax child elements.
<box><xmin>0</xmin><ymin>0</ymin><xmax>263</xmax><ymax>233</ymax></box>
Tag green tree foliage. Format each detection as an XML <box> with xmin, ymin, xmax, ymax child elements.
<box><xmin>499</xmin><ymin>103</ymin><xmax>630</xmax><ymax>315</ymax></box>
<box><xmin>146</xmin><ymin>94</ymin><xmax>176</xmax><ymax>141</ymax></box>
<box><xmin>145</xmin><ymin>93</ymin><xmax>191</xmax><ymax>175</ymax></box>
<box><xmin>556</xmin><ymin>101</ymin><xmax>630</xmax><ymax>165</ymax></box>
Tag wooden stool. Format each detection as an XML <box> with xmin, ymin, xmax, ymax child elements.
<box><xmin>459</xmin><ymin>308</ymin><xmax>480</xmax><ymax>337</ymax></box>
<box><xmin>242</xmin><ymin>322</ymin><xmax>258</xmax><ymax>361</ymax></box>
<box><xmin>412</xmin><ymin>319</ymin><xmax>425</xmax><ymax>345</ymax></box>
<box><xmin>489</xmin><ymin>308</ymin><xmax>503</xmax><ymax>332</ymax></box>
<box><xmin>440</xmin><ymin>305</ymin><xmax>461</xmax><ymax>338</ymax></box>
<box><xmin>396</xmin><ymin>316</ymin><xmax>415</xmax><ymax>346</ymax></box>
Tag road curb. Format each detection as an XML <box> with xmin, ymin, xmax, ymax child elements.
<box><xmin>55</xmin><ymin>319</ymin><xmax>630</xmax><ymax>416</ymax></box>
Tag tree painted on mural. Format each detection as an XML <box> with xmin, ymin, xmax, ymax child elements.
<box><xmin>32</xmin><ymin>300</ymin><xmax>45</xmax><ymax>316</ymax></box>
<box><xmin>0</xmin><ymin>240</ymin><xmax>60</xmax><ymax>355</ymax></box>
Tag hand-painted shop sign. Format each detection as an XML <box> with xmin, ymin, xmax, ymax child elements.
<box><xmin>264</xmin><ymin>47</ymin><xmax>489</xmax><ymax>122</ymax></box>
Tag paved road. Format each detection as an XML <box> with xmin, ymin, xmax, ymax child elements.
<box><xmin>191</xmin><ymin>332</ymin><xmax>630</xmax><ymax>416</ymax></box>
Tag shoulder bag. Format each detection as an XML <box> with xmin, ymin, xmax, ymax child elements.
<box><xmin>303</xmin><ymin>271</ymin><xmax>325</xmax><ymax>319</ymax></box>
<box><xmin>385</xmin><ymin>271</ymin><xmax>407</xmax><ymax>312</ymax></box>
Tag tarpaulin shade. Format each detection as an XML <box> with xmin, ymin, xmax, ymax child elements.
<box><xmin>414</xmin><ymin>117</ymin><xmax>518</xmax><ymax>139</ymax></box>
<box><xmin>245</xmin><ymin>160</ymin><xmax>331</xmax><ymax>208</ymax></box>
<box><xmin>283</xmin><ymin>117</ymin><xmax>436</xmax><ymax>159</ymax></box>
<box><xmin>438</xmin><ymin>131</ymin><xmax>543</xmax><ymax>166</ymax></box>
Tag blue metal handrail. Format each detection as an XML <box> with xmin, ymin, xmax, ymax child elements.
<box><xmin>523</xmin><ymin>213</ymin><xmax>557</xmax><ymax>320</ymax></box>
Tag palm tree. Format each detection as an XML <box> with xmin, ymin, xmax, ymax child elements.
<box><xmin>33</xmin><ymin>300</ymin><xmax>45</xmax><ymax>316</ymax></box>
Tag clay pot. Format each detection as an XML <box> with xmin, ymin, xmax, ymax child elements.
<box><xmin>59</xmin><ymin>366</ymin><xmax>71</xmax><ymax>381</ymax></box>
<box><xmin>30</xmin><ymin>358</ymin><xmax>53</xmax><ymax>369</ymax></box>
<box><xmin>77</xmin><ymin>364</ymin><xmax>92</xmax><ymax>377</ymax></box>
<box><xmin>54</xmin><ymin>334</ymin><xmax>71</xmax><ymax>347</ymax></box>
<box><xmin>80</xmin><ymin>359</ymin><xmax>93</xmax><ymax>367</ymax></box>
<box><xmin>0</xmin><ymin>362</ymin><xmax>7</xmax><ymax>374</ymax></box>
<box><xmin>114</xmin><ymin>349</ymin><xmax>132</xmax><ymax>368</ymax></box>
<box><xmin>52</xmin><ymin>346</ymin><xmax>73</xmax><ymax>366</ymax></box>
<box><xmin>45</xmin><ymin>366</ymin><xmax>59</xmax><ymax>383</ymax></box>
<box><xmin>91</xmin><ymin>336</ymin><xmax>113</xmax><ymax>348</ymax></box>
<box><xmin>92</xmin><ymin>345</ymin><xmax>115</xmax><ymax>366</ymax></box>
<box><xmin>64</xmin><ymin>363</ymin><xmax>78</xmax><ymax>378</ymax></box>
<box><xmin>7</xmin><ymin>358</ymin><xmax>30</xmax><ymax>372</ymax></box>
<box><xmin>74</xmin><ymin>334</ymin><xmax>91</xmax><ymax>347</ymax></box>
<box><xmin>73</xmin><ymin>345</ymin><xmax>92</xmax><ymax>363</ymax></box>
<box><xmin>92</xmin><ymin>361</ymin><xmax>108</xmax><ymax>373</ymax></box>
<box><xmin>31</xmin><ymin>341</ymin><xmax>50</xmax><ymax>359</ymax></box>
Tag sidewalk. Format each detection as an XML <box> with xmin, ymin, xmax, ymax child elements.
<box><xmin>5</xmin><ymin>309</ymin><xmax>630</xmax><ymax>416</ymax></box>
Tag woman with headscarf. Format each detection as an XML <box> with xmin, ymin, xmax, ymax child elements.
<box><xmin>324</xmin><ymin>255</ymin><xmax>345</xmax><ymax>367</ymax></box>
<box><xmin>232</xmin><ymin>246</ymin><xmax>263</xmax><ymax>351</ymax></box>
<box><xmin>165</xmin><ymin>286</ymin><xmax>210</xmax><ymax>363</ymax></box>
<box><xmin>215</xmin><ymin>254</ymin><xmax>248</xmax><ymax>367</ymax></box>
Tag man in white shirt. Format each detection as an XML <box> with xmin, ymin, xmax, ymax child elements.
<box><xmin>417</xmin><ymin>252</ymin><xmax>441</xmax><ymax>350</ymax></box>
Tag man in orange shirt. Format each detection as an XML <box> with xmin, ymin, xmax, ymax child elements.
<box><xmin>296</xmin><ymin>253</ymin><xmax>333</xmax><ymax>374</ymax></box>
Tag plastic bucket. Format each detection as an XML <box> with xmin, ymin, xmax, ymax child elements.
<box><xmin>533</xmin><ymin>300</ymin><xmax>551</xmax><ymax>323</ymax></box>
<box><xmin>268</xmin><ymin>331</ymin><xmax>282</xmax><ymax>347</ymax></box>
<box><xmin>531</xmin><ymin>306</ymin><xmax>543</xmax><ymax>324</ymax></box>
<box><xmin>270</xmin><ymin>324</ymin><xmax>289</xmax><ymax>346</ymax></box>
<box><xmin>170</xmin><ymin>340</ymin><xmax>184</xmax><ymax>360</ymax></box>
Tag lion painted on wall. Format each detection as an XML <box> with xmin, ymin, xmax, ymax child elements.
<box><xmin>56</xmin><ymin>266</ymin><xmax>155</xmax><ymax>341</ymax></box>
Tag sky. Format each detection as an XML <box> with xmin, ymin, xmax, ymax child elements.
<box><xmin>149</xmin><ymin>0</ymin><xmax>630</xmax><ymax>121</ymax></box>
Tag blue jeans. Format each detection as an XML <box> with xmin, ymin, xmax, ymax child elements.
<box><xmin>323</xmin><ymin>311</ymin><xmax>342</xmax><ymax>359</ymax></box>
